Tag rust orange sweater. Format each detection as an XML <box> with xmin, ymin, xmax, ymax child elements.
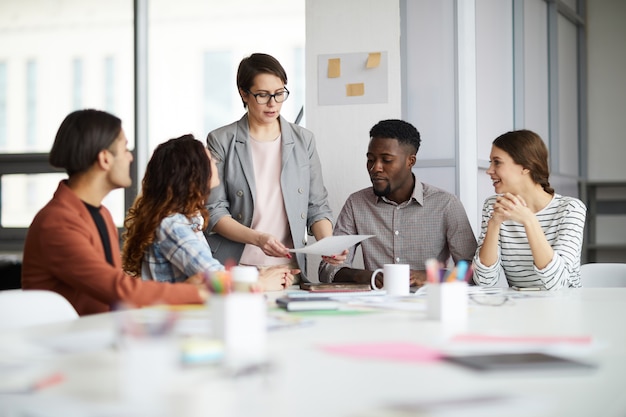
<box><xmin>22</xmin><ymin>181</ymin><xmax>202</xmax><ymax>315</ymax></box>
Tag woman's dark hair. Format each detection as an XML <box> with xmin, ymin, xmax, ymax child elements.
<box><xmin>493</xmin><ymin>129</ymin><xmax>554</xmax><ymax>195</ymax></box>
<box><xmin>49</xmin><ymin>109</ymin><xmax>122</xmax><ymax>176</ymax></box>
<box><xmin>236</xmin><ymin>53</ymin><xmax>288</xmax><ymax>108</ymax></box>
<box><xmin>122</xmin><ymin>134</ymin><xmax>212</xmax><ymax>276</ymax></box>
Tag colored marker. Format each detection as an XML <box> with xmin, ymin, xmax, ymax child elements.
<box><xmin>425</xmin><ymin>258</ymin><xmax>439</xmax><ymax>284</ymax></box>
<box><xmin>455</xmin><ymin>260</ymin><xmax>469</xmax><ymax>282</ymax></box>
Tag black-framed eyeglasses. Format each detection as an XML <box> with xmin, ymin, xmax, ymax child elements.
<box><xmin>245</xmin><ymin>88</ymin><xmax>290</xmax><ymax>104</ymax></box>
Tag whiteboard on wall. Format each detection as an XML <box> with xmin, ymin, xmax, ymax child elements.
<box><xmin>317</xmin><ymin>51</ymin><xmax>388</xmax><ymax>105</ymax></box>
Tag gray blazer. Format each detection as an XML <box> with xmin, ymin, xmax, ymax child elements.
<box><xmin>205</xmin><ymin>114</ymin><xmax>334</xmax><ymax>280</ymax></box>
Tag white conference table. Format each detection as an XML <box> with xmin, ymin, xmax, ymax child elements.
<box><xmin>1</xmin><ymin>287</ymin><xmax>625</xmax><ymax>417</ymax></box>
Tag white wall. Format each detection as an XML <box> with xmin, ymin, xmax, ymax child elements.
<box><xmin>305</xmin><ymin>0</ymin><xmax>402</xmax><ymax>279</ymax></box>
<box><xmin>305</xmin><ymin>0</ymin><xmax>402</xmax><ymax>217</ymax></box>
<box><xmin>304</xmin><ymin>0</ymin><xmax>626</xmax><ymax>279</ymax></box>
<box><xmin>587</xmin><ymin>0</ymin><xmax>626</xmax><ymax>181</ymax></box>
<box><xmin>586</xmin><ymin>0</ymin><xmax>626</xmax><ymax>259</ymax></box>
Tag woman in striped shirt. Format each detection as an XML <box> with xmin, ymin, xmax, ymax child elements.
<box><xmin>473</xmin><ymin>130</ymin><xmax>586</xmax><ymax>290</ymax></box>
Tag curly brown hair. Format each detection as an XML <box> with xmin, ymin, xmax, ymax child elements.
<box><xmin>122</xmin><ymin>134</ymin><xmax>212</xmax><ymax>276</ymax></box>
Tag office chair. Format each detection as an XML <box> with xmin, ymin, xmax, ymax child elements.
<box><xmin>0</xmin><ymin>289</ymin><xmax>79</xmax><ymax>330</ymax></box>
<box><xmin>580</xmin><ymin>263</ymin><xmax>626</xmax><ymax>288</ymax></box>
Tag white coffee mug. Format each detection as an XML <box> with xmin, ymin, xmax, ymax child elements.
<box><xmin>370</xmin><ymin>264</ymin><xmax>410</xmax><ymax>295</ymax></box>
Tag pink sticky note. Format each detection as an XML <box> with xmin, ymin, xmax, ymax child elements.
<box><xmin>320</xmin><ymin>342</ymin><xmax>443</xmax><ymax>362</ymax></box>
<box><xmin>451</xmin><ymin>334</ymin><xmax>593</xmax><ymax>345</ymax></box>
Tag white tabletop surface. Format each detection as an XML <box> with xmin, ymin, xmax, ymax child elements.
<box><xmin>1</xmin><ymin>287</ymin><xmax>625</xmax><ymax>417</ymax></box>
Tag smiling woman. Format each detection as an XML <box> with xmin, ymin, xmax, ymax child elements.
<box><xmin>473</xmin><ymin>130</ymin><xmax>587</xmax><ymax>291</ymax></box>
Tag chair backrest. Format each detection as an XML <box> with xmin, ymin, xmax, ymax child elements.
<box><xmin>0</xmin><ymin>289</ymin><xmax>79</xmax><ymax>330</ymax></box>
<box><xmin>580</xmin><ymin>263</ymin><xmax>626</xmax><ymax>288</ymax></box>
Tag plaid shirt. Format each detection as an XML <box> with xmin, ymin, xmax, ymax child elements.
<box><xmin>142</xmin><ymin>213</ymin><xmax>224</xmax><ymax>283</ymax></box>
<box><xmin>319</xmin><ymin>179</ymin><xmax>477</xmax><ymax>282</ymax></box>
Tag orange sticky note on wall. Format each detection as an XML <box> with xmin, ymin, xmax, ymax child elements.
<box><xmin>346</xmin><ymin>83</ymin><xmax>365</xmax><ymax>97</ymax></box>
<box><xmin>366</xmin><ymin>52</ymin><xmax>381</xmax><ymax>68</ymax></box>
<box><xmin>328</xmin><ymin>58</ymin><xmax>341</xmax><ymax>78</ymax></box>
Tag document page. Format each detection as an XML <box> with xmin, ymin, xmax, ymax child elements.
<box><xmin>289</xmin><ymin>235</ymin><xmax>374</xmax><ymax>256</ymax></box>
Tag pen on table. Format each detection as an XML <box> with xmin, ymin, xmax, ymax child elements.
<box><xmin>0</xmin><ymin>372</ymin><xmax>65</xmax><ymax>394</ymax></box>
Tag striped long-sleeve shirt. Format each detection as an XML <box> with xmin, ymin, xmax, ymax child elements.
<box><xmin>473</xmin><ymin>194</ymin><xmax>586</xmax><ymax>290</ymax></box>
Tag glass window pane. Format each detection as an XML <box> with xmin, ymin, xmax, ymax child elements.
<box><xmin>476</xmin><ymin>0</ymin><xmax>514</xmax><ymax>158</ymax></box>
<box><xmin>1</xmin><ymin>174</ymin><xmax>126</xmax><ymax>228</ymax></box>
<box><xmin>73</xmin><ymin>58</ymin><xmax>83</xmax><ymax>110</ymax></box>
<box><xmin>523</xmin><ymin>0</ymin><xmax>549</xmax><ymax>139</ymax></box>
<box><xmin>203</xmin><ymin>51</ymin><xmax>235</xmax><ymax>134</ymax></box>
<box><xmin>104</xmin><ymin>56</ymin><xmax>115</xmax><ymax>113</ymax></box>
<box><xmin>0</xmin><ymin>61</ymin><xmax>6</xmax><ymax>150</ymax></box>
<box><xmin>404</xmin><ymin>0</ymin><xmax>456</xmax><ymax>160</ymax></box>
<box><xmin>0</xmin><ymin>0</ymin><xmax>134</xmax><ymax>154</ymax></box>
<box><xmin>557</xmin><ymin>14</ymin><xmax>579</xmax><ymax>177</ymax></box>
<box><xmin>1</xmin><ymin>173</ymin><xmax>66</xmax><ymax>228</ymax></box>
<box><xmin>0</xmin><ymin>0</ymin><xmax>133</xmax><ymax>233</ymax></box>
<box><xmin>26</xmin><ymin>60</ymin><xmax>37</xmax><ymax>149</ymax></box>
<box><xmin>147</xmin><ymin>0</ymin><xmax>305</xmax><ymax>153</ymax></box>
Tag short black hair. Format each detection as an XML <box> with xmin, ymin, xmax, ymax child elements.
<box><xmin>369</xmin><ymin>119</ymin><xmax>421</xmax><ymax>154</ymax></box>
<box><xmin>49</xmin><ymin>109</ymin><xmax>122</xmax><ymax>176</ymax></box>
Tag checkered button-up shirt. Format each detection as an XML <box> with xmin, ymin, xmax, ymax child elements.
<box><xmin>142</xmin><ymin>213</ymin><xmax>224</xmax><ymax>283</ymax></box>
<box><xmin>319</xmin><ymin>179</ymin><xmax>477</xmax><ymax>282</ymax></box>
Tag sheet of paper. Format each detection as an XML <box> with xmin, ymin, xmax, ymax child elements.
<box><xmin>451</xmin><ymin>334</ymin><xmax>593</xmax><ymax>345</ymax></box>
<box><xmin>446</xmin><ymin>333</ymin><xmax>600</xmax><ymax>356</ymax></box>
<box><xmin>346</xmin><ymin>296</ymin><xmax>427</xmax><ymax>312</ymax></box>
<box><xmin>289</xmin><ymin>234</ymin><xmax>374</xmax><ymax>256</ymax></box>
<box><xmin>321</xmin><ymin>342</ymin><xmax>442</xmax><ymax>362</ymax></box>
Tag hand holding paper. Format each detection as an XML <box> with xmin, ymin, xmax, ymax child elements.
<box><xmin>289</xmin><ymin>235</ymin><xmax>374</xmax><ymax>256</ymax></box>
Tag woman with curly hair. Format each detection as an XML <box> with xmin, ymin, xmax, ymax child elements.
<box><xmin>122</xmin><ymin>134</ymin><xmax>295</xmax><ymax>291</ymax></box>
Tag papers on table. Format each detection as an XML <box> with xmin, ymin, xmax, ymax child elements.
<box><xmin>445</xmin><ymin>333</ymin><xmax>599</xmax><ymax>356</ymax></box>
<box><xmin>321</xmin><ymin>342</ymin><xmax>443</xmax><ymax>363</ymax></box>
<box><xmin>289</xmin><ymin>234</ymin><xmax>374</xmax><ymax>256</ymax></box>
<box><xmin>287</xmin><ymin>289</ymin><xmax>385</xmax><ymax>298</ymax></box>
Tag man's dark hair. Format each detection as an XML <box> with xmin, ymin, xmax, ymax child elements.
<box><xmin>49</xmin><ymin>109</ymin><xmax>122</xmax><ymax>176</ymax></box>
<box><xmin>369</xmin><ymin>119</ymin><xmax>421</xmax><ymax>154</ymax></box>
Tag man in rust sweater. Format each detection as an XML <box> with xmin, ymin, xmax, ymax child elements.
<box><xmin>22</xmin><ymin>109</ymin><xmax>206</xmax><ymax>315</ymax></box>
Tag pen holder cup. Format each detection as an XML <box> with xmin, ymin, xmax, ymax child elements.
<box><xmin>427</xmin><ymin>282</ymin><xmax>468</xmax><ymax>323</ymax></box>
<box><xmin>117</xmin><ymin>309</ymin><xmax>178</xmax><ymax>412</ymax></box>
<box><xmin>210</xmin><ymin>293</ymin><xmax>267</xmax><ymax>366</ymax></box>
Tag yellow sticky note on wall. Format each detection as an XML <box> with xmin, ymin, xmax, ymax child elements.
<box><xmin>366</xmin><ymin>52</ymin><xmax>381</xmax><ymax>69</ymax></box>
<box><xmin>346</xmin><ymin>83</ymin><xmax>365</xmax><ymax>97</ymax></box>
<box><xmin>328</xmin><ymin>58</ymin><xmax>341</xmax><ymax>78</ymax></box>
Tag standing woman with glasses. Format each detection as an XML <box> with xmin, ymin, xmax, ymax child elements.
<box><xmin>205</xmin><ymin>53</ymin><xmax>346</xmax><ymax>283</ymax></box>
